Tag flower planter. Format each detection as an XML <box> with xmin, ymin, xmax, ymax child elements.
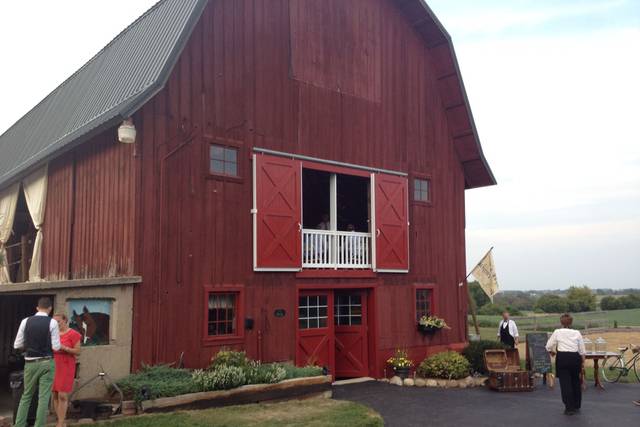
<box><xmin>417</xmin><ymin>324</ymin><xmax>440</xmax><ymax>334</ymax></box>
<box><xmin>393</xmin><ymin>367</ymin><xmax>411</xmax><ymax>380</ymax></box>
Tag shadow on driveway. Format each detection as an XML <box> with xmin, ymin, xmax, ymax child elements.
<box><xmin>333</xmin><ymin>380</ymin><xmax>638</xmax><ymax>427</ymax></box>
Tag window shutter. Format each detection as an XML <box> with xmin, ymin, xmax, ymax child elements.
<box><xmin>253</xmin><ymin>154</ymin><xmax>302</xmax><ymax>270</ymax></box>
<box><xmin>373</xmin><ymin>173</ymin><xmax>409</xmax><ymax>272</ymax></box>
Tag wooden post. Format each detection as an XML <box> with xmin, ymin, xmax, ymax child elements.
<box><xmin>19</xmin><ymin>235</ymin><xmax>28</xmax><ymax>282</ymax></box>
<box><xmin>466</xmin><ymin>284</ymin><xmax>480</xmax><ymax>336</ymax></box>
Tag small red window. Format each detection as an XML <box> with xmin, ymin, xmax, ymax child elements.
<box><xmin>415</xmin><ymin>288</ymin><xmax>433</xmax><ymax>321</ymax></box>
<box><xmin>207</xmin><ymin>292</ymin><xmax>242</xmax><ymax>337</ymax></box>
<box><xmin>210</xmin><ymin>144</ymin><xmax>239</xmax><ymax>177</ymax></box>
<box><xmin>414</xmin><ymin>178</ymin><xmax>430</xmax><ymax>203</ymax></box>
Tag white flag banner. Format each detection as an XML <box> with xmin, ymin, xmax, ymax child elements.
<box><xmin>471</xmin><ymin>249</ymin><xmax>499</xmax><ymax>302</ymax></box>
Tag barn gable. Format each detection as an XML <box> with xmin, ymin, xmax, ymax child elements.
<box><xmin>0</xmin><ymin>0</ymin><xmax>494</xmax><ymax>191</ymax></box>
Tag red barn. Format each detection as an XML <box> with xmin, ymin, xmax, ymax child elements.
<box><xmin>0</xmin><ymin>0</ymin><xmax>495</xmax><ymax>389</ymax></box>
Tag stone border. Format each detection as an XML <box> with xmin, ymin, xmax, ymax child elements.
<box><xmin>380</xmin><ymin>376</ymin><xmax>488</xmax><ymax>388</ymax></box>
<box><xmin>141</xmin><ymin>375</ymin><xmax>332</xmax><ymax>413</ymax></box>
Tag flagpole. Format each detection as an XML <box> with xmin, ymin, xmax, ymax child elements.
<box><xmin>465</xmin><ymin>247</ymin><xmax>494</xmax><ymax>337</ymax></box>
<box><xmin>465</xmin><ymin>246</ymin><xmax>493</xmax><ymax>280</ymax></box>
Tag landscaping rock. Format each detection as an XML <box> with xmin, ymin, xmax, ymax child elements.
<box><xmin>458</xmin><ymin>380</ymin><xmax>468</xmax><ymax>388</ymax></box>
<box><xmin>426</xmin><ymin>379</ymin><xmax>438</xmax><ymax>387</ymax></box>
<box><xmin>464</xmin><ymin>376</ymin><xmax>475</xmax><ymax>387</ymax></box>
<box><xmin>414</xmin><ymin>378</ymin><xmax>426</xmax><ymax>387</ymax></box>
<box><xmin>403</xmin><ymin>378</ymin><xmax>415</xmax><ymax>386</ymax></box>
<box><xmin>474</xmin><ymin>377</ymin><xmax>488</xmax><ymax>387</ymax></box>
<box><xmin>446</xmin><ymin>380</ymin><xmax>458</xmax><ymax>388</ymax></box>
<box><xmin>379</xmin><ymin>378</ymin><xmax>390</xmax><ymax>383</ymax></box>
<box><xmin>390</xmin><ymin>376</ymin><xmax>403</xmax><ymax>386</ymax></box>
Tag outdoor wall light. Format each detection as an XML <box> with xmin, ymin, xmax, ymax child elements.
<box><xmin>117</xmin><ymin>118</ymin><xmax>136</xmax><ymax>144</ymax></box>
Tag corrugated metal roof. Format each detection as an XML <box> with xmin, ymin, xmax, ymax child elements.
<box><xmin>0</xmin><ymin>0</ymin><xmax>208</xmax><ymax>189</ymax></box>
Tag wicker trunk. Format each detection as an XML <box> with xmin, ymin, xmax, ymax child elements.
<box><xmin>484</xmin><ymin>349</ymin><xmax>535</xmax><ymax>392</ymax></box>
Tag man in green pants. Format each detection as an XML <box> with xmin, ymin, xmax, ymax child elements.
<box><xmin>13</xmin><ymin>297</ymin><xmax>61</xmax><ymax>427</ymax></box>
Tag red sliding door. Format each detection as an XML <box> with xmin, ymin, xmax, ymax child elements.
<box><xmin>254</xmin><ymin>154</ymin><xmax>302</xmax><ymax>270</ymax></box>
<box><xmin>374</xmin><ymin>173</ymin><xmax>409</xmax><ymax>272</ymax></box>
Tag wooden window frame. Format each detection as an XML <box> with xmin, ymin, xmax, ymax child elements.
<box><xmin>202</xmin><ymin>285</ymin><xmax>245</xmax><ymax>344</ymax></box>
<box><xmin>205</xmin><ymin>138</ymin><xmax>244</xmax><ymax>183</ymax></box>
<box><xmin>412</xmin><ymin>173</ymin><xmax>432</xmax><ymax>206</ymax></box>
<box><xmin>413</xmin><ymin>283</ymin><xmax>436</xmax><ymax>322</ymax></box>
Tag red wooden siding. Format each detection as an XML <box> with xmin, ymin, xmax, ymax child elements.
<box><xmin>128</xmin><ymin>0</ymin><xmax>471</xmax><ymax>374</ymax></box>
<box><xmin>42</xmin><ymin>130</ymin><xmax>136</xmax><ymax>280</ymax></box>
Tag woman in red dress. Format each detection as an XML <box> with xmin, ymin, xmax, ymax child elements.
<box><xmin>52</xmin><ymin>313</ymin><xmax>82</xmax><ymax>427</ymax></box>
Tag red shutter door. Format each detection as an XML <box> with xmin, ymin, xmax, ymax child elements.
<box><xmin>254</xmin><ymin>154</ymin><xmax>302</xmax><ymax>270</ymax></box>
<box><xmin>374</xmin><ymin>173</ymin><xmax>409</xmax><ymax>272</ymax></box>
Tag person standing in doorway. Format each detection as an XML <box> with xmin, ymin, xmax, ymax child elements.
<box><xmin>497</xmin><ymin>311</ymin><xmax>519</xmax><ymax>348</ymax></box>
<box><xmin>13</xmin><ymin>297</ymin><xmax>61</xmax><ymax>427</ymax></box>
<box><xmin>545</xmin><ymin>313</ymin><xmax>586</xmax><ymax>416</ymax></box>
<box><xmin>52</xmin><ymin>313</ymin><xmax>82</xmax><ymax>427</ymax></box>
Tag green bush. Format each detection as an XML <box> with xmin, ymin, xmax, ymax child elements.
<box><xmin>245</xmin><ymin>362</ymin><xmax>287</xmax><ymax>384</ymax></box>
<box><xmin>417</xmin><ymin>351</ymin><xmax>470</xmax><ymax>380</ymax></box>
<box><xmin>281</xmin><ymin>364</ymin><xmax>324</xmax><ymax>379</ymax></box>
<box><xmin>462</xmin><ymin>340</ymin><xmax>508</xmax><ymax>374</ymax></box>
<box><xmin>115</xmin><ymin>365</ymin><xmax>197</xmax><ymax>402</ymax></box>
<box><xmin>210</xmin><ymin>350</ymin><xmax>249</xmax><ymax>369</ymax></box>
<box><xmin>192</xmin><ymin>365</ymin><xmax>247</xmax><ymax>391</ymax></box>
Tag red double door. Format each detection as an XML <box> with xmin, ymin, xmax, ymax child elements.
<box><xmin>296</xmin><ymin>289</ymin><xmax>370</xmax><ymax>378</ymax></box>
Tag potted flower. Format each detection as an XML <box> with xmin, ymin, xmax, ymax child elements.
<box><xmin>418</xmin><ymin>315</ymin><xmax>450</xmax><ymax>334</ymax></box>
<box><xmin>386</xmin><ymin>348</ymin><xmax>414</xmax><ymax>379</ymax></box>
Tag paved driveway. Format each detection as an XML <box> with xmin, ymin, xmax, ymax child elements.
<box><xmin>333</xmin><ymin>381</ymin><xmax>639</xmax><ymax>427</ymax></box>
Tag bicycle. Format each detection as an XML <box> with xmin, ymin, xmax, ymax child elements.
<box><xmin>601</xmin><ymin>344</ymin><xmax>640</xmax><ymax>383</ymax></box>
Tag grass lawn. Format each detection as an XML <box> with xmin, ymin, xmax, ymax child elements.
<box><xmin>98</xmin><ymin>398</ymin><xmax>383</xmax><ymax>427</ymax></box>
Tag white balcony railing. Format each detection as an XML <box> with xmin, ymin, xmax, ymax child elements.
<box><xmin>302</xmin><ymin>229</ymin><xmax>371</xmax><ymax>269</ymax></box>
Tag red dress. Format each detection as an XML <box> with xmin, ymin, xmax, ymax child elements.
<box><xmin>53</xmin><ymin>329</ymin><xmax>82</xmax><ymax>393</ymax></box>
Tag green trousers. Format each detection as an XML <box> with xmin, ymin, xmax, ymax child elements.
<box><xmin>14</xmin><ymin>358</ymin><xmax>55</xmax><ymax>427</ymax></box>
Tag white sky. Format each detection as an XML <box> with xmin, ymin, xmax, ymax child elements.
<box><xmin>0</xmin><ymin>1</ymin><xmax>638</xmax><ymax>290</ymax></box>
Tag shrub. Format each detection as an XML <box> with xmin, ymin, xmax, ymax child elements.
<box><xmin>210</xmin><ymin>349</ymin><xmax>249</xmax><ymax>369</ymax></box>
<box><xmin>192</xmin><ymin>365</ymin><xmax>247</xmax><ymax>391</ymax></box>
<box><xmin>417</xmin><ymin>351</ymin><xmax>470</xmax><ymax>380</ymax></box>
<box><xmin>462</xmin><ymin>340</ymin><xmax>508</xmax><ymax>374</ymax></box>
<box><xmin>245</xmin><ymin>362</ymin><xmax>287</xmax><ymax>384</ymax></box>
<box><xmin>115</xmin><ymin>365</ymin><xmax>197</xmax><ymax>402</ymax></box>
<box><xmin>281</xmin><ymin>364</ymin><xmax>324</xmax><ymax>379</ymax></box>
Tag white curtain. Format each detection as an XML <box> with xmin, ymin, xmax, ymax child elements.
<box><xmin>22</xmin><ymin>166</ymin><xmax>48</xmax><ymax>282</ymax></box>
<box><xmin>0</xmin><ymin>183</ymin><xmax>20</xmax><ymax>284</ymax></box>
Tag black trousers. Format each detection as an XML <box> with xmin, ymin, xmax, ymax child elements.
<box><xmin>556</xmin><ymin>351</ymin><xmax>582</xmax><ymax>411</ymax></box>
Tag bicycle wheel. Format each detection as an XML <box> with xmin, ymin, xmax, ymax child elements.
<box><xmin>633</xmin><ymin>356</ymin><xmax>640</xmax><ymax>383</ymax></box>
<box><xmin>601</xmin><ymin>356</ymin><xmax>624</xmax><ymax>383</ymax></box>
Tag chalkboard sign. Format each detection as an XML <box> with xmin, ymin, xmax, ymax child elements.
<box><xmin>526</xmin><ymin>332</ymin><xmax>552</xmax><ymax>374</ymax></box>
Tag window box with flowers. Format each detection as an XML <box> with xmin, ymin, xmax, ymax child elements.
<box><xmin>386</xmin><ymin>348</ymin><xmax>414</xmax><ymax>379</ymax></box>
<box><xmin>417</xmin><ymin>315</ymin><xmax>450</xmax><ymax>335</ymax></box>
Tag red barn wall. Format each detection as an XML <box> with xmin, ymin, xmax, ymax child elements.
<box><xmin>42</xmin><ymin>130</ymin><xmax>136</xmax><ymax>280</ymax></box>
<box><xmin>131</xmin><ymin>0</ymin><xmax>469</xmax><ymax>374</ymax></box>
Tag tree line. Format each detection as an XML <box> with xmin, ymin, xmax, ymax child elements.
<box><xmin>468</xmin><ymin>282</ymin><xmax>640</xmax><ymax>315</ymax></box>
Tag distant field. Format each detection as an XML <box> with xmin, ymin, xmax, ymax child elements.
<box><xmin>470</xmin><ymin>308</ymin><xmax>640</xmax><ymax>333</ymax></box>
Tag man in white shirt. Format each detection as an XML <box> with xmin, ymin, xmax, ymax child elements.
<box><xmin>545</xmin><ymin>313</ymin><xmax>586</xmax><ymax>416</ymax></box>
<box><xmin>497</xmin><ymin>311</ymin><xmax>519</xmax><ymax>348</ymax></box>
<box><xmin>13</xmin><ymin>297</ymin><xmax>61</xmax><ymax>427</ymax></box>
